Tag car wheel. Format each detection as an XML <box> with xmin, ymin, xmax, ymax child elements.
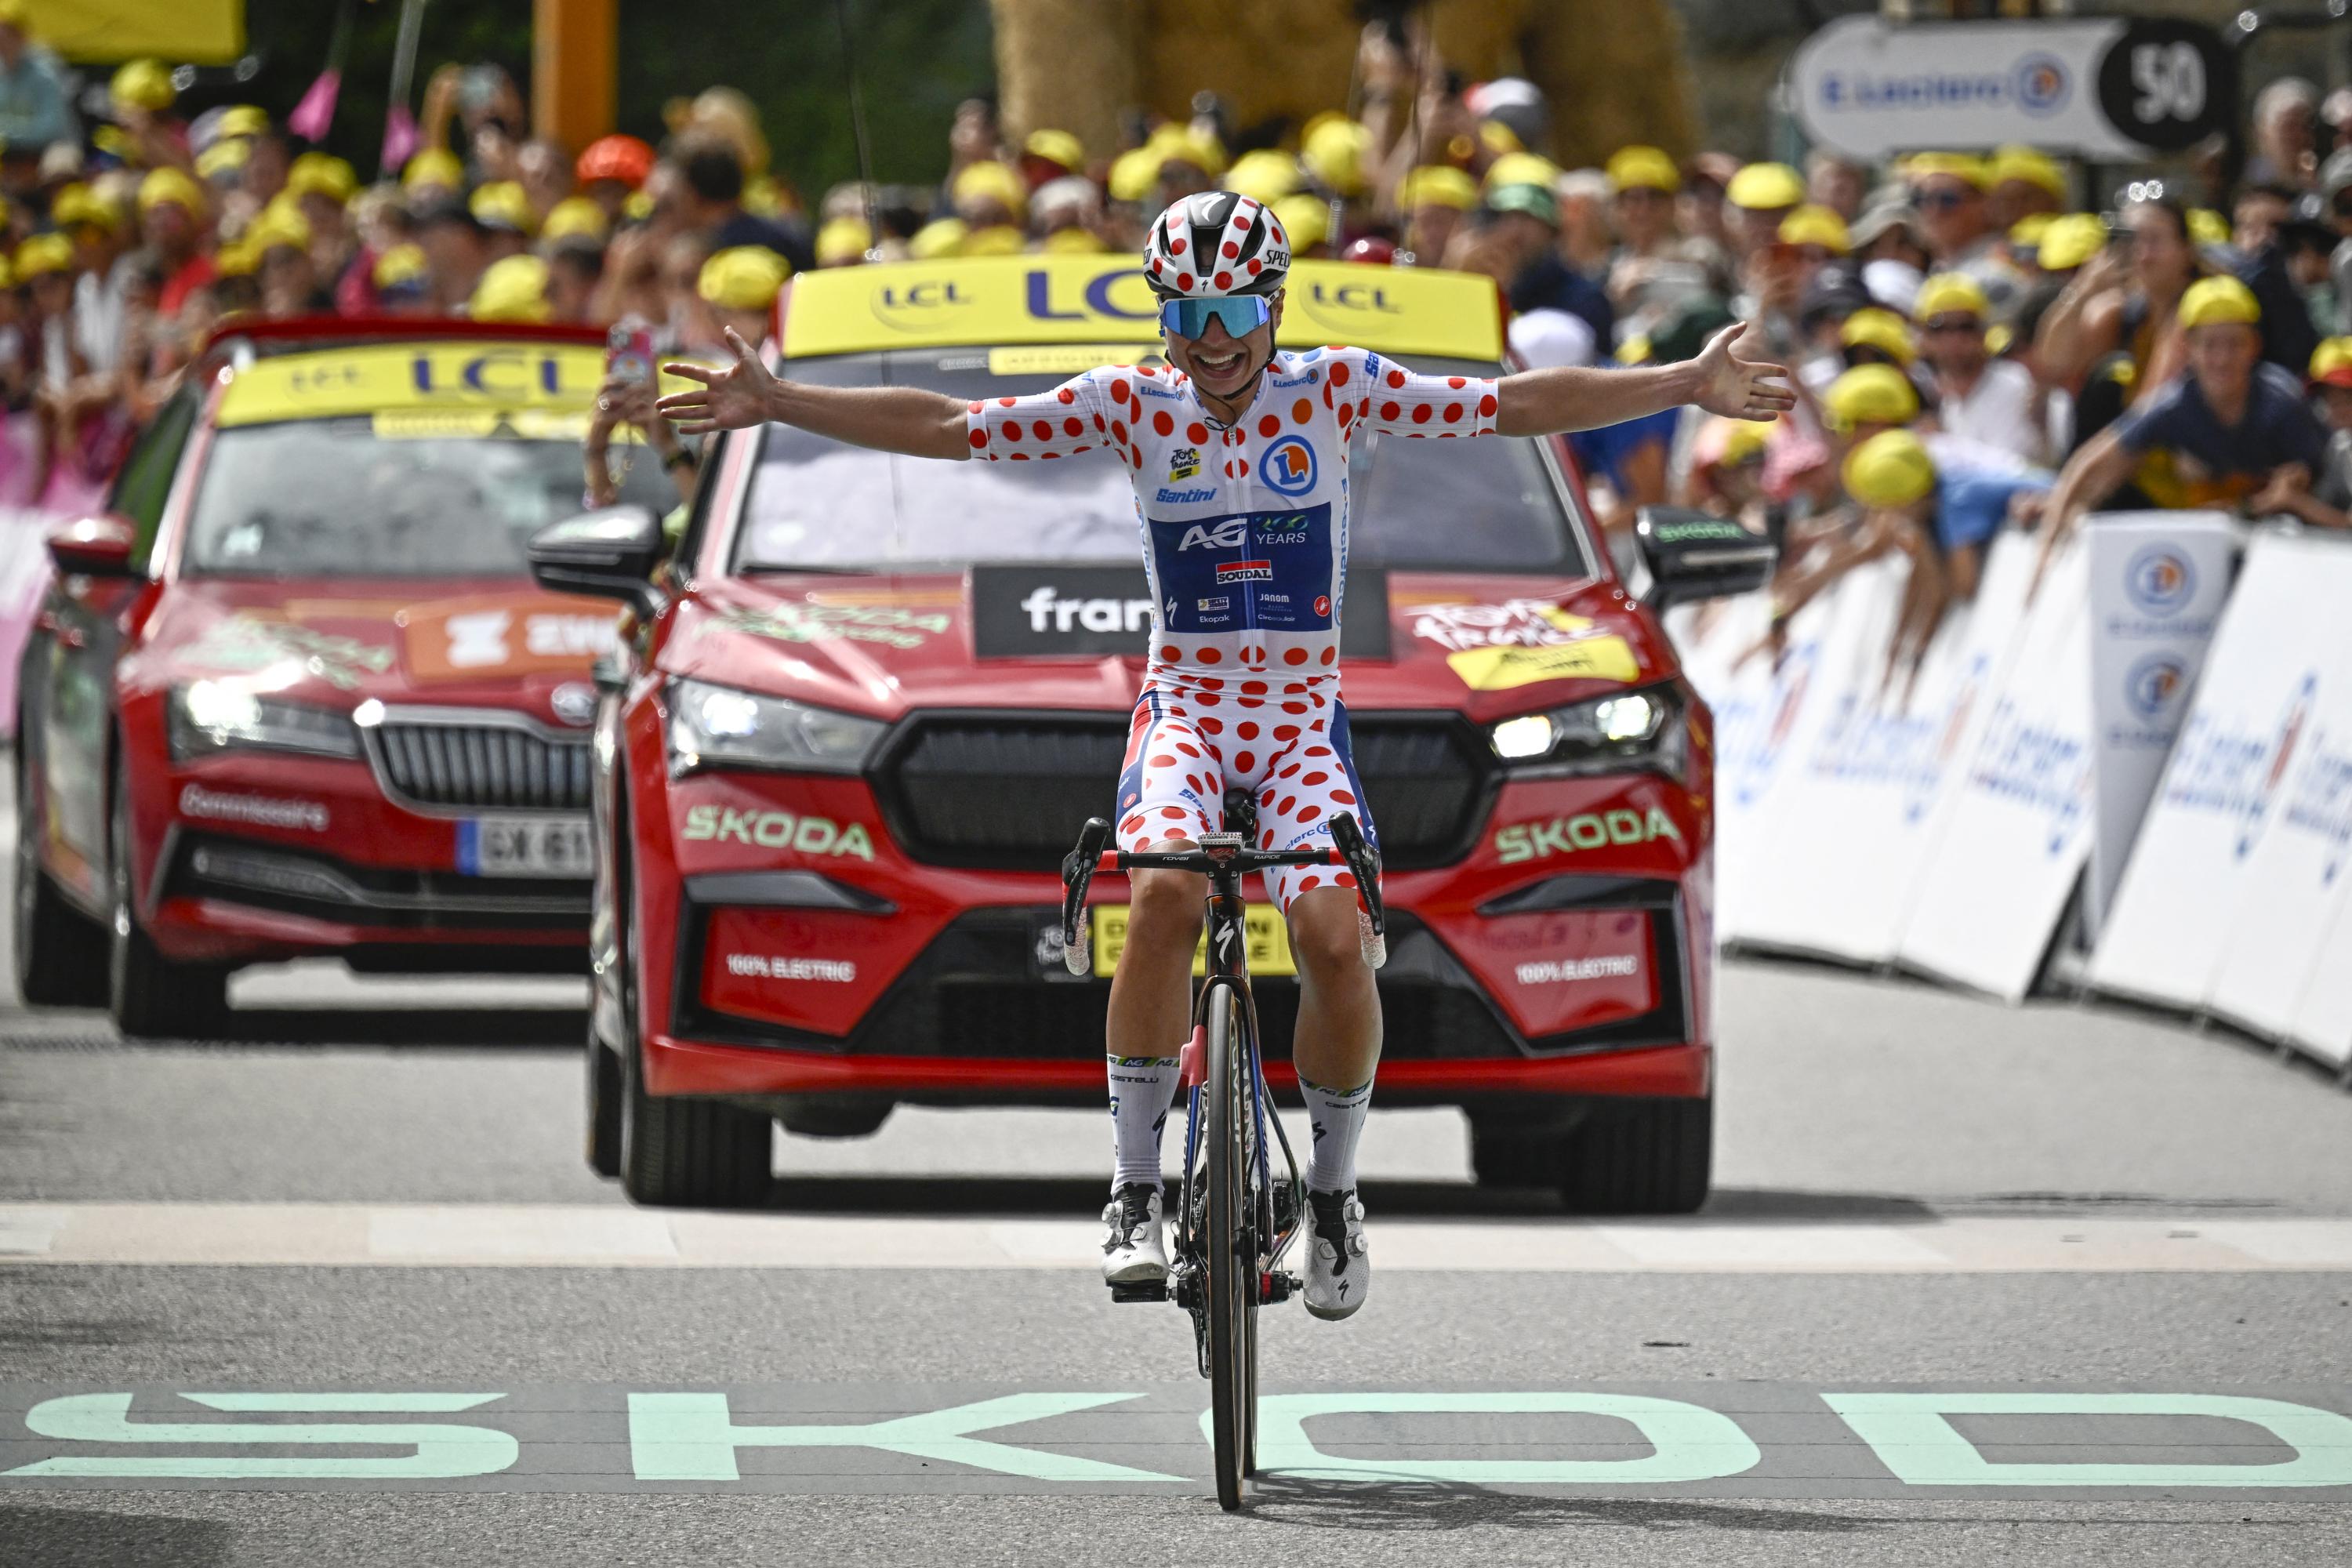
<box><xmin>1466</xmin><ymin>1113</ymin><xmax>1566</xmax><ymax>1189</ymax></box>
<box><xmin>107</xmin><ymin>759</ymin><xmax>228</xmax><ymax>1040</ymax></box>
<box><xmin>1559</xmin><ymin>1094</ymin><xmax>1712</xmax><ymax>1215</ymax></box>
<box><xmin>14</xmin><ymin>766</ymin><xmax>110</xmax><ymax>1007</ymax></box>
<box><xmin>586</xmin><ymin>1024</ymin><xmax>622</xmax><ymax>1178</ymax></box>
<box><xmin>612</xmin><ymin>843</ymin><xmax>768</xmax><ymax>1208</ymax></box>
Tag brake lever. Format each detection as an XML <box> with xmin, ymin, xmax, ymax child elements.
<box><xmin>1060</xmin><ymin>817</ymin><xmax>1111</xmax><ymax>976</ymax></box>
<box><xmin>1328</xmin><ymin>812</ymin><xmax>1387</xmax><ymax>970</ymax></box>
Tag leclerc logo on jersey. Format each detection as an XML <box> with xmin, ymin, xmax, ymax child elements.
<box><xmin>1262</xmin><ymin>435</ymin><xmax>1316</xmax><ymax>497</ymax></box>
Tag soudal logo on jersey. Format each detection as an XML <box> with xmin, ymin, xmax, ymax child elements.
<box><xmin>1217</xmin><ymin>560</ymin><xmax>1275</xmax><ymax>583</ymax></box>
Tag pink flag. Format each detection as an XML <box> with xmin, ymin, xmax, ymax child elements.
<box><xmin>379</xmin><ymin>103</ymin><xmax>419</xmax><ymax>176</ymax></box>
<box><xmin>288</xmin><ymin>67</ymin><xmax>342</xmax><ymax>142</ymax></box>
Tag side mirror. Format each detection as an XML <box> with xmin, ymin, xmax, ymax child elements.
<box><xmin>528</xmin><ymin>506</ymin><xmax>666</xmax><ymax>616</ymax></box>
<box><xmin>46</xmin><ymin>513</ymin><xmax>140</xmax><ymax>578</ymax></box>
<box><xmin>1633</xmin><ymin>506</ymin><xmax>1777</xmax><ymax>612</ymax></box>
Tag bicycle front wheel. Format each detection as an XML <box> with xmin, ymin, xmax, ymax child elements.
<box><xmin>1204</xmin><ymin>982</ymin><xmax>1257</xmax><ymax>1512</ymax></box>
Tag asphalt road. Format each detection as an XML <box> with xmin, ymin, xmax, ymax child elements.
<box><xmin>3</xmin><ymin>817</ymin><xmax>2352</xmax><ymax>1562</ymax></box>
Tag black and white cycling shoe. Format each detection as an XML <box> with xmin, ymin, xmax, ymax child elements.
<box><xmin>1303</xmin><ymin>1188</ymin><xmax>1368</xmax><ymax>1319</ymax></box>
<box><xmin>1102</xmin><ymin>1182</ymin><xmax>1168</xmax><ymax>1285</ymax></box>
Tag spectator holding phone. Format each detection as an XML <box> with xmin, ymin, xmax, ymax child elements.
<box><xmin>2036</xmin><ymin>196</ymin><xmax>2204</xmax><ymax>448</ymax></box>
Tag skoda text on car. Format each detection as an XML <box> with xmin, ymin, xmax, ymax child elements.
<box><xmin>551</xmin><ymin>255</ymin><xmax>1770</xmax><ymax>1209</ymax></box>
<box><xmin>15</xmin><ymin>320</ymin><xmax>677</xmax><ymax>1036</ymax></box>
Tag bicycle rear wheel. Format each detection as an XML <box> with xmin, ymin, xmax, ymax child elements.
<box><xmin>1204</xmin><ymin>982</ymin><xmax>1257</xmax><ymax>1512</ymax></box>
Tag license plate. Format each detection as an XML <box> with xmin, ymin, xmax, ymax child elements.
<box><xmin>459</xmin><ymin>815</ymin><xmax>594</xmax><ymax>878</ymax></box>
<box><xmin>1088</xmin><ymin>903</ymin><xmax>1294</xmax><ymax>979</ymax></box>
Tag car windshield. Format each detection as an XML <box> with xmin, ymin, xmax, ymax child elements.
<box><xmin>183</xmin><ymin>417</ymin><xmax>676</xmax><ymax>578</ymax></box>
<box><xmin>735</xmin><ymin>349</ymin><xmax>1593</xmax><ymax>576</ymax></box>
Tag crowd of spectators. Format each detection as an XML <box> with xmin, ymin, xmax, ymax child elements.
<box><xmin>0</xmin><ymin>7</ymin><xmax>2344</xmax><ymax>647</ymax></box>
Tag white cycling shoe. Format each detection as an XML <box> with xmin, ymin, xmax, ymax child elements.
<box><xmin>1102</xmin><ymin>1182</ymin><xmax>1168</xmax><ymax>1284</ymax></box>
<box><xmin>1303</xmin><ymin>1188</ymin><xmax>1368</xmax><ymax>1319</ymax></box>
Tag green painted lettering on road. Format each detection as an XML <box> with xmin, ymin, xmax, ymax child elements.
<box><xmin>1240</xmin><ymin>1392</ymin><xmax>1762</xmax><ymax>1484</ymax></box>
<box><xmin>1826</xmin><ymin>1393</ymin><xmax>2352</xmax><ymax>1488</ymax></box>
<box><xmin>627</xmin><ymin>1392</ymin><xmax>1181</xmax><ymax>1483</ymax></box>
<box><xmin>5</xmin><ymin>1393</ymin><xmax>517</xmax><ymax>1479</ymax></box>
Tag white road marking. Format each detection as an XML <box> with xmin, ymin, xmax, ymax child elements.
<box><xmin>5</xmin><ymin>1204</ymin><xmax>2352</xmax><ymax>1272</ymax></box>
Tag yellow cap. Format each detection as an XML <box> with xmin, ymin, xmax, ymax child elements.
<box><xmin>908</xmin><ymin>216</ymin><xmax>967</xmax><ymax>259</ymax></box>
<box><xmin>958</xmin><ymin>223</ymin><xmax>1026</xmax><ymax>257</ymax></box>
<box><xmin>248</xmin><ymin>202</ymin><xmax>310</xmax><ymax>255</ymax></box>
<box><xmin>1715</xmin><ymin>418</ymin><xmax>1769</xmax><ymax>468</ymax></box>
<box><xmin>194</xmin><ymin>140</ymin><xmax>249</xmax><ymax>180</ymax></box>
<box><xmin>1401</xmin><ymin>165</ymin><xmax>1477</xmax><ymax>211</ymax></box>
<box><xmin>1040</xmin><ymin>225</ymin><xmax>1109</xmax><ymax>254</ymax></box>
<box><xmin>0</xmin><ymin>254</ymin><xmax>16</xmax><ymax>289</ymax></box>
<box><xmin>13</xmin><ymin>233</ymin><xmax>71</xmax><ymax>279</ymax></box>
<box><xmin>2036</xmin><ymin>212</ymin><xmax>2106</xmax><ymax>272</ymax></box>
<box><xmin>214</xmin><ymin>103</ymin><xmax>269</xmax><ymax>140</ymax></box>
<box><xmin>1147</xmin><ymin>122</ymin><xmax>1225</xmax><ymax>177</ymax></box>
<box><xmin>1606</xmin><ymin>145</ymin><xmax>1681</xmax><ymax>194</ymax></box>
<box><xmin>1225</xmin><ymin>148</ymin><xmax>1302</xmax><ymax>205</ymax></box>
<box><xmin>2009</xmin><ymin>212</ymin><xmax>2055</xmax><ymax>250</ymax></box>
<box><xmin>1839</xmin><ymin>307</ymin><xmax>1917</xmax><ymax>367</ymax></box>
<box><xmin>1904</xmin><ymin>151</ymin><xmax>1988</xmax><ymax>189</ymax></box>
<box><xmin>470</xmin><ymin>180</ymin><xmax>535</xmax><ymax>234</ymax></box>
<box><xmin>50</xmin><ymin>183</ymin><xmax>118</xmax><ymax>233</ymax></box>
<box><xmin>1990</xmin><ymin>143</ymin><xmax>2067</xmax><ymax>201</ymax></box>
<box><xmin>1824</xmin><ymin>362</ymin><xmax>1921</xmax><ymax>430</ymax></box>
<box><xmin>1477</xmin><ymin>118</ymin><xmax>1522</xmax><ymax>157</ymax></box>
<box><xmin>1022</xmin><ymin>127</ymin><xmax>1084</xmax><ymax>172</ymax></box>
<box><xmin>470</xmin><ymin>253</ymin><xmax>551</xmax><ymax>323</ymax></box>
<box><xmin>1484</xmin><ymin>151</ymin><xmax>1562</xmax><ymax>192</ymax></box>
<box><xmin>1301</xmin><ymin>117</ymin><xmax>1371</xmax><ymax>197</ymax></box>
<box><xmin>1843</xmin><ymin>429</ymin><xmax>1937</xmax><ymax>507</ymax></box>
<box><xmin>1777</xmin><ymin>203</ymin><xmax>1850</xmax><ymax>254</ymax></box>
<box><xmin>402</xmin><ymin>149</ymin><xmax>464</xmax><ymax>193</ymax></box>
<box><xmin>1726</xmin><ymin>161</ymin><xmax>1803</xmax><ymax>211</ymax></box>
<box><xmin>1108</xmin><ymin>147</ymin><xmax>1160</xmax><ymax>204</ymax></box>
<box><xmin>372</xmin><ymin>242</ymin><xmax>429</xmax><ymax>291</ymax></box>
<box><xmin>2310</xmin><ymin>336</ymin><xmax>2352</xmax><ymax>387</ymax></box>
<box><xmin>2177</xmin><ymin>274</ymin><xmax>2259</xmax><ymax>330</ymax></box>
<box><xmin>697</xmin><ymin>245</ymin><xmax>791</xmax><ymax>311</ymax></box>
<box><xmin>109</xmin><ymin>59</ymin><xmax>174</xmax><ymax>114</ymax></box>
<box><xmin>622</xmin><ymin>191</ymin><xmax>655</xmax><ymax>223</ymax></box>
<box><xmin>2188</xmin><ymin>208</ymin><xmax>2230</xmax><ymax>248</ymax></box>
<box><xmin>539</xmin><ymin>195</ymin><xmax>608</xmax><ymax>244</ymax></box>
<box><xmin>950</xmin><ymin>160</ymin><xmax>1026</xmax><ymax>220</ymax></box>
<box><xmin>286</xmin><ymin>152</ymin><xmax>358</xmax><ymax>204</ymax></box>
<box><xmin>136</xmin><ymin>165</ymin><xmax>205</xmax><ymax>217</ymax></box>
<box><xmin>1913</xmin><ymin>271</ymin><xmax>1990</xmax><ymax>323</ymax></box>
<box><xmin>815</xmin><ymin>215</ymin><xmax>870</xmax><ymax>265</ymax></box>
<box><xmin>212</xmin><ymin>235</ymin><xmax>259</xmax><ymax>278</ymax></box>
<box><xmin>1271</xmin><ymin>193</ymin><xmax>1330</xmax><ymax>251</ymax></box>
<box><xmin>1614</xmin><ymin>335</ymin><xmax>1652</xmax><ymax>367</ymax></box>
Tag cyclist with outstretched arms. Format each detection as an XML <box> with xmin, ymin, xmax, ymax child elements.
<box><xmin>661</xmin><ymin>193</ymin><xmax>1791</xmax><ymax>1319</ymax></box>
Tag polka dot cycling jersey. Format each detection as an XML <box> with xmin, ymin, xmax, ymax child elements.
<box><xmin>964</xmin><ymin>347</ymin><xmax>1499</xmax><ymax>678</ymax></box>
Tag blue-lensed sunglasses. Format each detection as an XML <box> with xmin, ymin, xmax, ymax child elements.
<box><xmin>1160</xmin><ymin>295</ymin><xmax>1272</xmax><ymax>339</ymax></box>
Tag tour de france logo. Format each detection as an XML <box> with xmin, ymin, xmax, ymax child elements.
<box><xmin>2013</xmin><ymin>54</ymin><xmax>2071</xmax><ymax>117</ymax></box>
<box><xmin>2125</xmin><ymin>544</ymin><xmax>2196</xmax><ymax>615</ymax></box>
<box><xmin>1261</xmin><ymin>434</ymin><xmax>1317</xmax><ymax>497</ymax></box>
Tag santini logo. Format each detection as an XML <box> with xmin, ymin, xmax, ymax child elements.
<box><xmin>1018</xmin><ymin>586</ymin><xmax>1155</xmax><ymax>633</ymax></box>
<box><xmin>1155</xmin><ymin>486</ymin><xmax>1218</xmax><ymax>504</ymax></box>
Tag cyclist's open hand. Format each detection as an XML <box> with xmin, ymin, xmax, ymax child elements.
<box><xmin>1692</xmin><ymin>321</ymin><xmax>1795</xmax><ymax>424</ymax></box>
<box><xmin>659</xmin><ymin>327</ymin><xmax>777</xmax><ymax>435</ymax></box>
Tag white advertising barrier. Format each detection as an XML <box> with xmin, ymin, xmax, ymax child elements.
<box><xmin>0</xmin><ymin>506</ymin><xmax>60</xmax><ymax>735</ymax></box>
<box><xmin>1746</xmin><ymin>537</ymin><xmax>2042</xmax><ymax>964</ymax></box>
<box><xmin>1679</xmin><ymin>587</ymin><xmax>1791</xmax><ymax>946</ymax></box>
<box><xmin>2287</xmin><ymin>873</ymin><xmax>2352</xmax><ymax>1068</ymax></box>
<box><xmin>2091</xmin><ymin>530</ymin><xmax>2352</xmax><ymax>1028</ymax></box>
<box><xmin>1896</xmin><ymin>536</ymin><xmax>2096</xmax><ymax>1001</ymax></box>
<box><xmin>2082</xmin><ymin>511</ymin><xmax>2238</xmax><ymax>942</ymax></box>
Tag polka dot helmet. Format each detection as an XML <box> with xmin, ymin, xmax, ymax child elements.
<box><xmin>1143</xmin><ymin>190</ymin><xmax>1290</xmax><ymax>299</ymax></box>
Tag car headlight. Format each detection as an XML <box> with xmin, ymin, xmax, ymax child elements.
<box><xmin>666</xmin><ymin>677</ymin><xmax>884</xmax><ymax>775</ymax></box>
<box><xmin>168</xmin><ymin>680</ymin><xmax>361</xmax><ymax>761</ymax></box>
<box><xmin>1488</xmin><ymin>684</ymin><xmax>1686</xmax><ymax>778</ymax></box>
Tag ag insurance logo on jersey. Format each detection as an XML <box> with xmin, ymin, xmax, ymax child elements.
<box><xmin>1150</xmin><ymin>505</ymin><xmax>1334</xmax><ymax>635</ymax></box>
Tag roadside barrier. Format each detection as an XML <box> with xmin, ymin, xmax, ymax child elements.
<box><xmin>0</xmin><ymin>506</ymin><xmax>62</xmax><ymax>735</ymax></box>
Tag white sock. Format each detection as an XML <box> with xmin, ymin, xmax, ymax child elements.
<box><xmin>1301</xmin><ymin>1075</ymin><xmax>1373</xmax><ymax>1193</ymax></box>
<box><xmin>1107</xmin><ymin>1054</ymin><xmax>1181</xmax><ymax>1191</ymax></box>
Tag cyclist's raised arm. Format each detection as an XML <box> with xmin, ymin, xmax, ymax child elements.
<box><xmin>659</xmin><ymin>327</ymin><xmax>971</xmax><ymax>459</ymax></box>
<box><xmin>1492</xmin><ymin>321</ymin><xmax>1792</xmax><ymax>436</ymax></box>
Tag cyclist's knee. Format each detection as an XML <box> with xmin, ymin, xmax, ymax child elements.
<box><xmin>1287</xmin><ymin>887</ymin><xmax>1367</xmax><ymax>987</ymax></box>
<box><xmin>1125</xmin><ymin>866</ymin><xmax>1207</xmax><ymax>955</ymax></box>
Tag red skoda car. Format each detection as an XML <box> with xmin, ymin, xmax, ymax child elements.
<box><xmin>15</xmin><ymin>321</ymin><xmax>674</xmax><ymax>1036</ymax></box>
<box><xmin>535</xmin><ymin>256</ymin><xmax>1770</xmax><ymax>1210</ymax></box>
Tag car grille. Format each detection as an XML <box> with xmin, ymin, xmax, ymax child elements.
<box><xmin>368</xmin><ymin>716</ymin><xmax>592</xmax><ymax>813</ymax></box>
<box><xmin>872</xmin><ymin>711</ymin><xmax>1494</xmax><ymax>870</ymax></box>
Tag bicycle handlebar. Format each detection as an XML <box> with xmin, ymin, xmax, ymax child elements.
<box><xmin>1096</xmin><ymin>846</ymin><xmax>1342</xmax><ymax>873</ymax></box>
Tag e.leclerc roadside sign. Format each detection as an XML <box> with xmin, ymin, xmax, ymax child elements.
<box><xmin>1791</xmin><ymin>14</ymin><xmax>2238</xmax><ymax>162</ymax></box>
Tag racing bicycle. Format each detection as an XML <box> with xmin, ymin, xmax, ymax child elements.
<box><xmin>1058</xmin><ymin>796</ymin><xmax>1385</xmax><ymax>1512</ymax></box>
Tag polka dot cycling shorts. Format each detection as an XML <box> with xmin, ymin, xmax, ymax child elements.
<box><xmin>1112</xmin><ymin>667</ymin><xmax>1377</xmax><ymax>913</ymax></box>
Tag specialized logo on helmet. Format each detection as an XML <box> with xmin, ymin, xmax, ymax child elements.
<box><xmin>1262</xmin><ymin>435</ymin><xmax>1316</xmax><ymax>496</ymax></box>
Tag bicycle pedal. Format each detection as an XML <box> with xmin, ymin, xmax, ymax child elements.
<box><xmin>1261</xmin><ymin>1270</ymin><xmax>1301</xmax><ymax>1305</ymax></box>
<box><xmin>1109</xmin><ymin>1279</ymin><xmax>1170</xmax><ymax>1304</ymax></box>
